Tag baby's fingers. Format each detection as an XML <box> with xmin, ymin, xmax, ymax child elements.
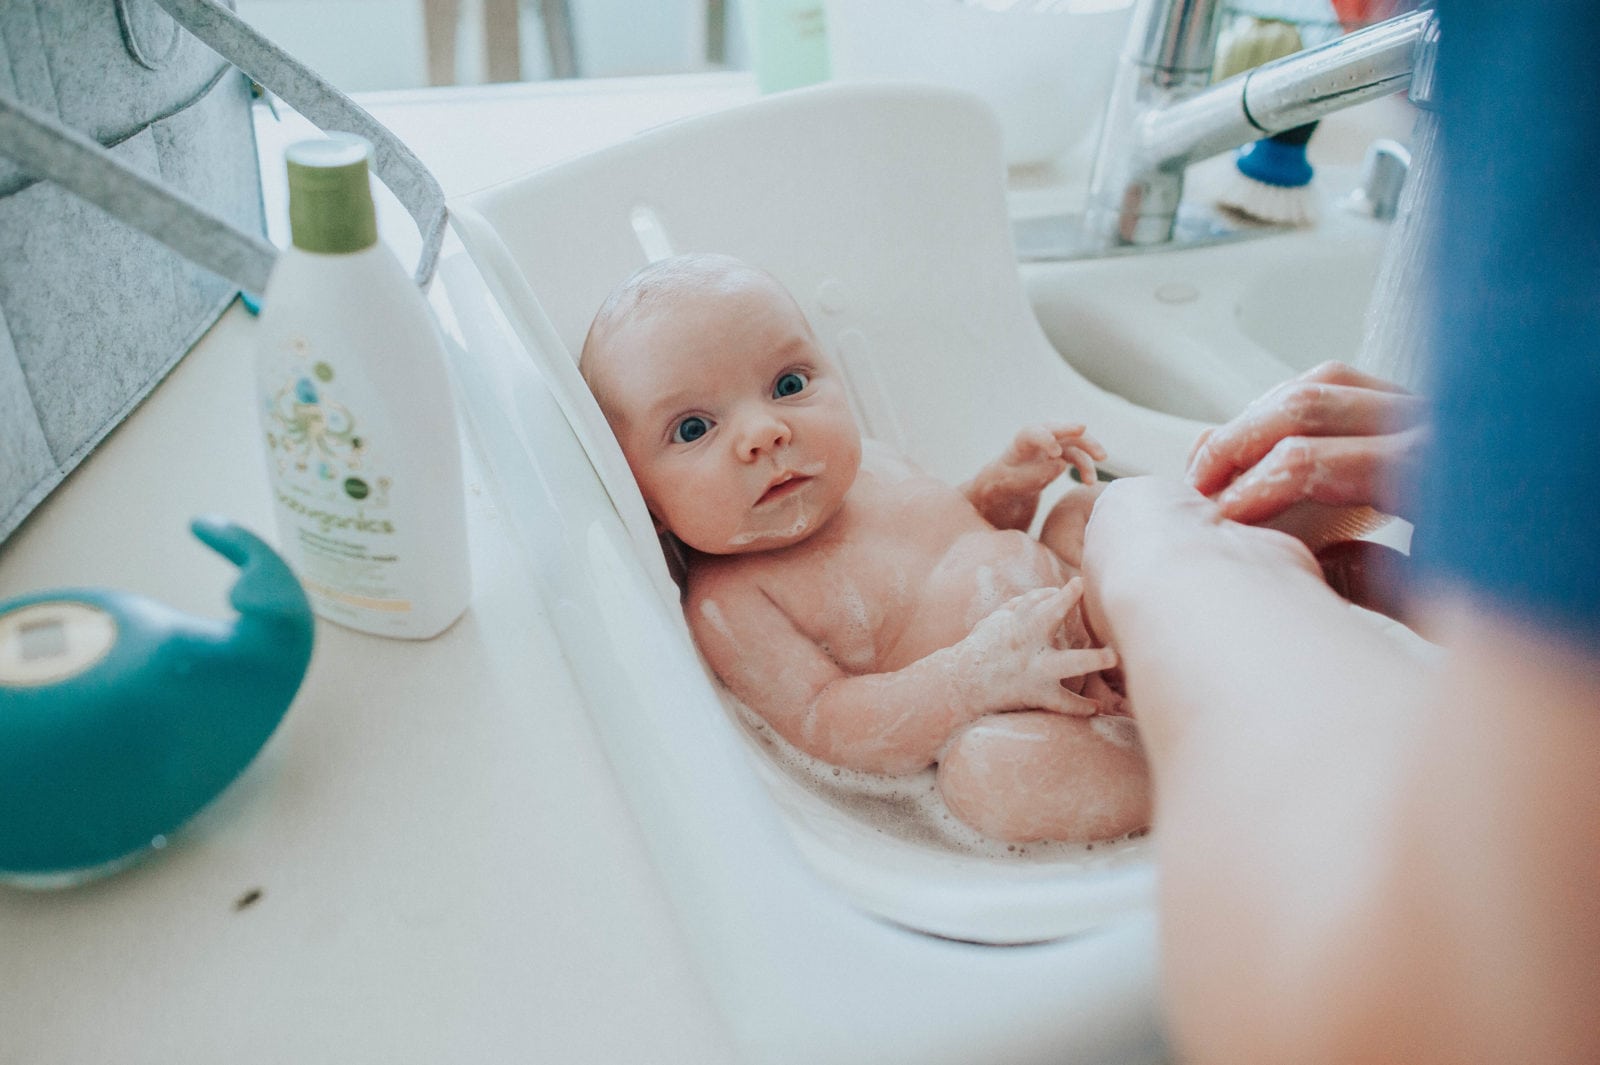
<box><xmin>1051</xmin><ymin>644</ymin><xmax>1119</xmax><ymax>680</ymax></box>
<box><xmin>1054</xmin><ymin>575</ymin><xmax>1087</xmax><ymax>616</ymax></box>
<box><xmin>1040</xmin><ymin>686</ymin><xmax>1102</xmax><ymax>716</ymax></box>
<box><xmin>1053</xmin><ymin>425</ymin><xmax>1106</xmax><ymax>461</ymax></box>
<box><xmin>1008</xmin><ymin>424</ymin><xmax>1065</xmax><ymax>462</ymax></box>
<box><xmin>1064</xmin><ymin>446</ymin><xmax>1101</xmax><ymax>486</ymax></box>
<box><xmin>1029</xmin><ymin>646</ymin><xmax>1119</xmax><ymax>716</ymax></box>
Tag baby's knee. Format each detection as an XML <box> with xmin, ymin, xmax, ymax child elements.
<box><xmin>938</xmin><ymin>712</ymin><xmax>1150</xmax><ymax>844</ymax></box>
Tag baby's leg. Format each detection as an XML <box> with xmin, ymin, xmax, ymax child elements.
<box><xmin>937</xmin><ymin>710</ymin><xmax>1150</xmax><ymax>843</ymax></box>
<box><xmin>1038</xmin><ymin>482</ymin><xmax>1105</xmax><ymax>569</ymax></box>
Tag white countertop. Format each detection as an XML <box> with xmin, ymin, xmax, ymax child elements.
<box><xmin>0</xmin><ymin>73</ymin><xmax>762</xmax><ymax>1065</ymax></box>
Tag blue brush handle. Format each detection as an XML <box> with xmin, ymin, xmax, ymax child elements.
<box><xmin>1236</xmin><ymin>121</ymin><xmax>1319</xmax><ymax>188</ymax></box>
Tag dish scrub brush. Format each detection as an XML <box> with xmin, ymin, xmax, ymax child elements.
<box><xmin>1214</xmin><ymin>14</ymin><xmax>1320</xmax><ymax>226</ymax></box>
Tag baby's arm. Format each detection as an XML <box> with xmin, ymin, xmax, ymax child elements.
<box><xmin>961</xmin><ymin>424</ymin><xmax>1106</xmax><ymax>531</ymax></box>
<box><xmin>688</xmin><ymin>575</ymin><xmax>1116</xmax><ymax>777</ymax></box>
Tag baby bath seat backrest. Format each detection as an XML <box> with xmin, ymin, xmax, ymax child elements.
<box><xmin>450</xmin><ymin>82</ymin><xmax>1196</xmax><ymax>591</ymax></box>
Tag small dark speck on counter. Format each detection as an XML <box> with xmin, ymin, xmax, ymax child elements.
<box><xmin>233</xmin><ymin>888</ymin><xmax>264</xmax><ymax>911</ymax></box>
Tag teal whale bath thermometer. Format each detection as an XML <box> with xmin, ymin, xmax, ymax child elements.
<box><xmin>0</xmin><ymin>517</ymin><xmax>314</xmax><ymax>888</ymax></box>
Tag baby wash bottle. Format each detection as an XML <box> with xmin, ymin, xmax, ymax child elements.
<box><xmin>253</xmin><ymin>134</ymin><xmax>470</xmax><ymax>640</ymax></box>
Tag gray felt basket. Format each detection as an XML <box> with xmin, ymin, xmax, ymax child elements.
<box><xmin>0</xmin><ymin>0</ymin><xmax>447</xmax><ymax>544</ymax></box>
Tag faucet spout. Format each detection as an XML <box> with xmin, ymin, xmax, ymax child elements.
<box><xmin>1082</xmin><ymin>3</ymin><xmax>1432</xmax><ymax>248</ymax></box>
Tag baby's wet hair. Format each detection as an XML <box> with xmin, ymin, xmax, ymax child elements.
<box><xmin>579</xmin><ymin>252</ymin><xmax>780</xmax><ymax>377</ymax></box>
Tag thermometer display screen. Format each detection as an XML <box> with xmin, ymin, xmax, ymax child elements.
<box><xmin>19</xmin><ymin>619</ymin><xmax>68</xmax><ymax>661</ymax></box>
<box><xmin>0</xmin><ymin>602</ymin><xmax>117</xmax><ymax>686</ymax></box>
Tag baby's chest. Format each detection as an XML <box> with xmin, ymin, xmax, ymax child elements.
<box><xmin>769</xmin><ymin>524</ymin><xmax>1066</xmax><ymax>674</ymax></box>
<box><xmin>766</xmin><ymin>534</ymin><xmax>930</xmax><ymax>666</ymax></box>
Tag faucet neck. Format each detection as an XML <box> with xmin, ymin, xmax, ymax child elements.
<box><xmin>1085</xmin><ymin>0</ymin><xmax>1227</xmax><ymax>246</ymax></box>
<box><xmin>1083</xmin><ymin>3</ymin><xmax>1430</xmax><ymax>249</ymax></box>
<box><xmin>1128</xmin><ymin>0</ymin><xmax>1226</xmax><ymax>87</ymax></box>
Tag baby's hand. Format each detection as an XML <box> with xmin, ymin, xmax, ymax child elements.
<box><xmin>964</xmin><ymin>424</ymin><xmax>1107</xmax><ymax>531</ymax></box>
<box><xmin>959</xmin><ymin>579</ymin><xmax>1118</xmax><ymax>717</ymax></box>
<box><xmin>1001</xmin><ymin>423</ymin><xmax>1106</xmax><ymax>491</ymax></box>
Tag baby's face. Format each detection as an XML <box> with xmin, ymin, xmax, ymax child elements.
<box><xmin>591</xmin><ymin>273</ymin><xmax>862</xmax><ymax>554</ymax></box>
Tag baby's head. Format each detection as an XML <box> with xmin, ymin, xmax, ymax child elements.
<box><xmin>580</xmin><ymin>253</ymin><xmax>862</xmax><ymax>556</ymax></box>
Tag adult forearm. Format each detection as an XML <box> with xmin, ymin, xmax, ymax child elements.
<box><xmin>1084</xmin><ymin>479</ymin><xmax>1438</xmax><ymax>1061</ymax></box>
<box><xmin>1103</xmin><ymin>548</ymin><xmax>1435</xmax><ymax>1062</ymax></box>
<box><xmin>1377</xmin><ymin>604</ymin><xmax>1600</xmax><ymax>1065</ymax></box>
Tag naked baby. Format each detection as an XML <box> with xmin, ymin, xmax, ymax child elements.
<box><xmin>580</xmin><ymin>253</ymin><xmax>1149</xmax><ymax>843</ymax></box>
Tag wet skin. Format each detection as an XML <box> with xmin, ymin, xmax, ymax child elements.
<box><xmin>585</xmin><ymin>258</ymin><xmax>1150</xmax><ymax>842</ymax></box>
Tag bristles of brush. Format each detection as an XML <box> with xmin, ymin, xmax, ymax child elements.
<box><xmin>1217</xmin><ymin>171</ymin><xmax>1319</xmax><ymax>226</ymax></box>
<box><xmin>1262</xmin><ymin>501</ymin><xmax>1392</xmax><ymax>554</ymax></box>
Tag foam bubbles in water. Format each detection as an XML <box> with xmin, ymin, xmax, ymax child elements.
<box><xmin>727</xmin><ymin>697</ymin><xmax>1151</xmax><ymax>865</ymax></box>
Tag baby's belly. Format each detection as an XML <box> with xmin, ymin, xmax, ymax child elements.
<box><xmin>879</xmin><ymin>529</ymin><xmax>1073</xmax><ymax>671</ymax></box>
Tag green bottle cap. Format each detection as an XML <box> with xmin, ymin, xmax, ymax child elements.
<box><xmin>285</xmin><ymin>134</ymin><xmax>378</xmax><ymax>254</ymax></box>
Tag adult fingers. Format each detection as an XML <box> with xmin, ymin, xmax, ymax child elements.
<box><xmin>1186</xmin><ymin>426</ymin><xmax>1215</xmax><ymax>470</ymax></box>
<box><xmin>1188</xmin><ymin>382</ymin><xmax>1429</xmax><ymax>496</ymax></box>
<box><xmin>1211</xmin><ymin>431</ymin><xmax>1417</xmax><ymax>524</ymax></box>
<box><xmin>1298</xmin><ymin>359</ymin><xmax>1414</xmax><ymax>395</ymax></box>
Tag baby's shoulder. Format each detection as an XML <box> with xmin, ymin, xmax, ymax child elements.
<box><xmin>684</xmin><ymin>550</ymin><xmax>782</xmax><ymax>615</ymax></box>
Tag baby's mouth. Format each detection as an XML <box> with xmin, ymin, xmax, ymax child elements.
<box><xmin>756</xmin><ymin>474</ymin><xmax>811</xmax><ymax>506</ymax></box>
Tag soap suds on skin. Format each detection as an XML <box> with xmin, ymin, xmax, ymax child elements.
<box><xmin>1090</xmin><ymin>714</ymin><xmax>1141</xmax><ymax>750</ymax></box>
<box><xmin>727</xmin><ymin>695</ymin><xmax>1152</xmax><ymax>864</ymax></box>
<box><xmin>728</xmin><ymin>495</ymin><xmax>816</xmax><ymax>547</ymax></box>
<box><xmin>698</xmin><ymin>598</ymin><xmax>737</xmax><ymax>645</ymax></box>
<box><xmin>815</xmin><ymin>579</ymin><xmax>876</xmax><ymax>672</ymax></box>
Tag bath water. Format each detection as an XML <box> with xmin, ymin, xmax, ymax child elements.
<box><xmin>727</xmin><ymin>697</ymin><xmax>1152</xmax><ymax>866</ymax></box>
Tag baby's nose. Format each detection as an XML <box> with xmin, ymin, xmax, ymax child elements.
<box><xmin>736</xmin><ymin>410</ymin><xmax>791</xmax><ymax>460</ymax></box>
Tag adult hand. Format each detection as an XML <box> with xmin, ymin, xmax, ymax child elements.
<box><xmin>1185</xmin><ymin>361</ymin><xmax>1430</xmax><ymax>524</ymax></box>
<box><xmin>1081</xmin><ymin>476</ymin><xmax>1323</xmax><ymax>655</ymax></box>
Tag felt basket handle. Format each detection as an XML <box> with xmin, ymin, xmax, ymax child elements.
<box><xmin>0</xmin><ymin>0</ymin><xmax>446</xmax><ymax>294</ymax></box>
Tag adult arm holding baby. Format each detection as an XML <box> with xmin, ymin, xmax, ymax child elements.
<box><xmin>1085</xmin><ymin>428</ymin><xmax>1600</xmax><ymax>1065</ymax></box>
<box><xmin>1079</xmin><ymin>3</ymin><xmax>1600</xmax><ymax>1056</ymax></box>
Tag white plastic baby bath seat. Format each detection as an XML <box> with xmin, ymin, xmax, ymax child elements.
<box><xmin>447</xmin><ymin>83</ymin><xmax>1208</xmax><ymax>948</ymax></box>
<box><xmin>438</xmin><ymin>80</ymin><xmax>1213</xmax><ymax>1064</ymax></box>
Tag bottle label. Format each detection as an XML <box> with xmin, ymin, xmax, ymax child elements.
<box><xmin>262</xmin><ymin>356</ymin><xmax>412</xmax><ymax>616</ymax></box>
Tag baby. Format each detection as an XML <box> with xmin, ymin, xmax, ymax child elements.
<box><xmin>580</xmin><ymin>253</ymin><xmax>1149</xmax><ymax>843</ymax></box>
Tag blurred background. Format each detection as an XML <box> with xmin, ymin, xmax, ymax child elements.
<box><xmin>234</xmin><ymin>0</ymin><xmax>748</xmax><ymax>91</ymax></box>
<box><xmin>231</xmin><ymin>0</ymin><xmax>1415</xmax><ymax>175</ymax></box>
<box><xmin>232</xmin><ymin>0</ymin><xmax>1413</xmax><ymax>96</ymax></box>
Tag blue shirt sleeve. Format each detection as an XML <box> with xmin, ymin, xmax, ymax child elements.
<box><xmin>1415</xmin><ymin>0</ymin><xmax>1600</xmax><ymax>643</ymax></box>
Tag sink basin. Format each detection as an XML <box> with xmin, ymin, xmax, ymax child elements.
<box><xmin>1023</xmin><ymin>209</ymin><xmax>1390</xmax><ymax>422</ymax></box>
<box><xmin>1019</xmin><ymin>95</ymin><xmax>1416</xmax><ymax>425</ymax></box>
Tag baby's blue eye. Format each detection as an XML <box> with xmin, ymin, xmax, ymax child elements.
<box><xmin>673</xmin><ymin>415</ymin><xmax>710</xmax><ymax>443</ymax></box>
<box><xmin>773</xmin><ymin>371</ymin><xmax>808</xmax><ymax>398</ymax></box>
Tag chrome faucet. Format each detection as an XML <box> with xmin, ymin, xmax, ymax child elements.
<box><xmin>1017</xmin><ymin>0</ymin><xmax>1434</xmax><ymax>257</ymax></box>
